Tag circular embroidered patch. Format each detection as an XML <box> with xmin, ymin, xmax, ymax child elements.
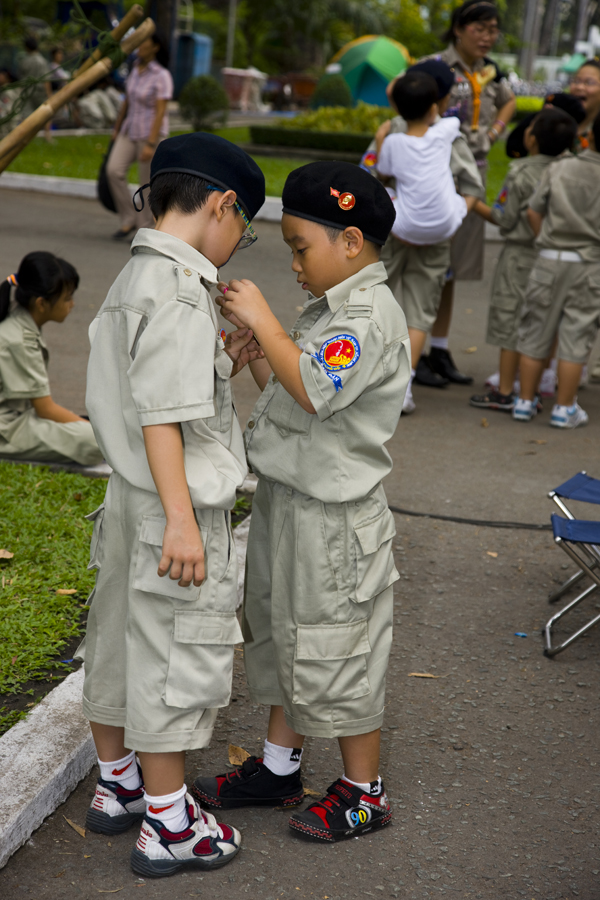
<box><xmin>219</xmin><ymin>329</ymin><xmax>227</xmax><ymax>343</ymax></box>
<box><xmin>319</xmin><ymin>334</ymin><xmax>361</xmax><ymax>371</ymax></box>
<box><xmin>338</xmin><ymin>192</ymin><xmax>356</xmax><ymax>211</ymax></box>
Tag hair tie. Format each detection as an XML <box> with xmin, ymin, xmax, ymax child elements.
<box><xmin>6</xmin><ymin>273</ymin><xmax>17</xmax><ymax>286</ymax></box>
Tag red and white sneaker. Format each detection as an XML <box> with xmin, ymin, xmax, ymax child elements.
<box><xmin>130</xmin><ymin>792</ymin><xmax>241</xmax><ymax>878</ymax></box>
<box><xmin>86</xmin><ymin>768</ymin><xmax>145</xmax><ymax>835</ymax></box>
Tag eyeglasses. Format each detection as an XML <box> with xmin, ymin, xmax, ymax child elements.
<box><xmin>206</xmin><ymin>185</ymin><xmax>258</xmax><ymax>251</ymax></box>
<box><xmin>467</xmin><ymin>23</ymin><xmax>500</xmax><ymax>38</ymax></box>
<box><xmin>570</xmin><ymin>76</ymin><xmax>600</xmax><ymax>87</ymax></box>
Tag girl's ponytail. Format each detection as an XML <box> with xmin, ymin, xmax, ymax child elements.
<box><xmin>0</xmin><ymin>276</ymin><xmax>14</xmax><ymax>323</ymax></box>
<box><xmin>0</xmin><ymin>252</ymin><xmax>79</xmax><ymax>325</ymax></box>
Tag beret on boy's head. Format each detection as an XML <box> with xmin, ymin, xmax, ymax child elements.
<box><xmin>282</xmin><ymin>161</ymin><xmax>396</xmax><ymax>246</ymax></box>
<box><xmin>150</xmin><ymin>132</ymin><xmax>266</xmax><ymax>220</ymax></box>
<box><xmin>506</xmin><ymin>93</ymin><xmax>586</xmax><ymax>158</ymax></box>
<box><xmin>409</xmin><ymin>59</ymin><xmax>455</xmax><ymax>100</ymax></box>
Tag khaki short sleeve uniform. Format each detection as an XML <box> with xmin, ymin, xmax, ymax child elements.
<box><xmin>81</xmin><ymin>229</ymin><xmax>246</xmax><ymax>752</ymax></box>
<box><xmin>242</xmin><ymin>263</ymin><xmax>409</xmax><ymax>737</ymax></box>
<box><xmin>0</xmin><ymin>306</ymin><xmax>102</xmax><ymax>465</ymax></box>
<box><xmin>517</xmin><ymin>152</ymin><xmax>600</xmax><ymax>363</ymax></box>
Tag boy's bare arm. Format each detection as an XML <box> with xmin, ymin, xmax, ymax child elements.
<box><xmin>462</xmin><ymin>194</ymin><xmax>478</xmax><ymax>214</ymax></box>
<box><xmin>32</xmin><ymin>395</ymin><xmax>86</xmax><ymax>423</ymax></box>
<box><xmin>375</xmin><ymin>120</ymin><xmax>391</xmax><ymax>160</ymax></box>
<box><xmin>142</xmin><ymin>423</ymin><xmax>205</xmax><ymax>587</ymax></box>
<box><xmin>527</xmin><ymin>207</ymin><xmax>543</xmax><ymax>236</ymax></box>
<box><xmin>473</xmin><ymin>199</ymin><xmax>495</xmax><ymax>223</ymax></box>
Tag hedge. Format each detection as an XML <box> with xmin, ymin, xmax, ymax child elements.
<box><xmin>249</xmin><ymin>126</ymin><xmax>372</xmax><ymax>153</ymax></box>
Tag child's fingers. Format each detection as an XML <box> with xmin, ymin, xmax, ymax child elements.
<box><xmin>157</xmin><ymin>553</ymin><xmax>172</xmax><ymax>578</ymax></box>
<box><xmin>193</xmin><ymin>559</ymin><xmax>205</xmax><ymax>587</ymax></box>
<box><xmin>178</xmin><ymin>560</ymin><xmax>194</xmax><ymax>588</ymax></box>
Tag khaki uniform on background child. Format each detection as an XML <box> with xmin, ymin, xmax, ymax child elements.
<box><xmin>469</xmin><ymin>107</ymin><xmax>578</xmax><ymax>414</ymax></box>
<box><xmin>194</xmin><ymin>162</ymin><xmax>410</xmax><ymax>844</ymax></box>
<box><xmin>82</xmin><ymin>132</ymin><xmax>266</xmax><ymax>878</ymax></box>
<box><xmin>516</xmin><ymin>114</ymin><xmax>600</xmax><ymax>428</ymax></box>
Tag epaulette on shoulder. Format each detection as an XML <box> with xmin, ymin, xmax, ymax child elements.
<box><xmin>346</xmin><ymin>286</ymin><xmax>375</xmax><ymax>318</ymax></box>
<box><xmin>174</xmin><ymin>264</ymin><xmax>202</xmax><ymax>307</ymax></box>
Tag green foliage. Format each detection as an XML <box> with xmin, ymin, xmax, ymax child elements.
<box><xmin>251</xmin><ymin>126</ymin><xmax>373</xmax><ymax>153</ymax></box>
<box><xmin>280</xmin><ymin>101</ymin><xmax>394</xmax><ymax>134</ymax></box>
<box><xmin>515</xmin><ymin>96</ymin><xmax>544</xmax><ymax>119</ymax></box>
<box><xmin>179</xmin><ymin>74</ymin><xmax>229</xmax><ymax>132</ymax></box>
<box><xmin>310</xmin><ymin>74</ymin><xmax>354</xmax><ymax>109</ymax></box>
<box><xmin>0</xmin><ymin>463</ymin><xmax>108</xmax><ymax>735</ymax></box>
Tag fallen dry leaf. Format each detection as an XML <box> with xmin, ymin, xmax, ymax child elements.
<box><xmin>228</xmin><ymin>743</ymin><xmax>250</xmax><ymax>767</ymax></box>
<box><xmin>97</xmin><ymin>890</ymin><xmax>123</xmax><ymax>894</ymax></box>
<box><xmin>84</xmin><ymin>854</ymin><xmax>91</xmax><ymax>858</ymax></box>
<box><xmin>486</xmin><ymin>551</ymin><xmax>498</xmax><ymax>558</ymax></box>
<box><xmin>52</xmin><ymin>871</ymin><xmax>66</xmax><ymax>878</ymax></box>
<box><xmin>0</xmin><ymin>549</ymin><xmax>14</xmax><ymax>559</ymax></box>
<box><xmin>56</xmin><ymin>588</ymin><xmax>77</xmax><ymax>595</ymax></box>
<box><xmin>463</xmin><ymin>346</ymin><xmax>477</xmax><ymax>353</ymax></box>
<box><xmin>303</xmin><ymin>788</ymin><xmax>322</xmax><ymax>798</ymax></box>
<box><xmin>63</xmin><ymin>816</ymin><xmax>86</xmax><ymax>838</ymax></box>
<box><xmin>481</xmin><ymin>418</ymin><xmax>489</xmax><ymax>428</ymax></box>
<box><xmin>73</xmin><ymin>492</ymin><xmax>83</xmax><ymax>501</ymax></box>
<box><xmin>529</xmin><ymin>439</ymin><xmax>547</xmax><ymax>445</ymax></box>
<box><xmin>11</xmin><ymin>656</ymin><xmax>17</xmax><ymax>665</ymax></box>
<box><xmin>408</xmin><ymin>672</ymin><xmax>448</xmax><ymax>678</ymax></box>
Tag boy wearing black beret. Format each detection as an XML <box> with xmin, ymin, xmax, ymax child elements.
<box><xmin>82</xmin><ymin>133</ymin><xmax>265</xmax><ymax>876</ymax></box>
<box><xmin>193</xmin><ymin>162</ymin><xmax>411</xmax><ymax>843</ymax></box>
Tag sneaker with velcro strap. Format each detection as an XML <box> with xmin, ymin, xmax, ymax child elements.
<box><xmin>288</xmin><ymin>777</ymin><xmax>392</xmax><ymax>842</ymax></box>
<box><xmin>86</xmin><ymin>768</ymin><xmax>146</xmax><ymax>835</ymax></box>
<box><xmin>130</xmin><ymin>792</ymin><xmax>240</xmax><ymax>878</ymax></box>
<box><xmin>192</xmin><ymin>755</ymin><xmax>304</xmax><ymax>809</ymax></box>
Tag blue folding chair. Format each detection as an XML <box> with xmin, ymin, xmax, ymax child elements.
<box><xmin>544</xmin><ymin>514</ymin><xmax>600</xmax><ymax>656</ymax></box>
<box><xmin>548</xmin><ymin>472</ymin><xmax>600</xmax><ymax>604</ymax></box>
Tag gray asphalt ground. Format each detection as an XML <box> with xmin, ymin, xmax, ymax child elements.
<box><xmin>1</xmin><ymin>189</ymin><xmax>600</xmax><ymax>900</ymax></box>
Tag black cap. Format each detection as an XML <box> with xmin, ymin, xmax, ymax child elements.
<box><xmin>150</xmin><ymin>132</ymin><xmax>265</xmax><ymax>220</ymax></box>
<box><xmin>506</xmin><ymin>93</ymin><xmax>586</xmax><ymax>158</ymax></box>
<box><xmin>409</xmin><ymin>59</ymin><xmax>455</xmax><ymax>100</ymax></box>
<box><xmin>282</xmin><ymin>161</ymin><xmax>395</xmax><ymax>246</ymax></box>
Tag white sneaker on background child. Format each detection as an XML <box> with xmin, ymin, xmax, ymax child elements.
<box><xmin>550</xmin><ymin>402</ymin><xmax>588</xmax><ymax>429</ymax></box>
<box><xmin>539</xmin><ymin>367</ymin><xmax>557</xmax><ymax>396</ymax></box>
<box><xmin>402</xmin><ymin>371</ymin><xmax>416</xmax><ymax>414</ymax></box>
<box><xmin>512</xmin><ymin>397</ymin><xmax>538</xmax><ymax>422</ymax></box>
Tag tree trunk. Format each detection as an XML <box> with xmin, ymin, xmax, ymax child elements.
<box><xmin>539</xmin><ymin>0</ymin><xmax>560</xmax><ymax>56</ymax></box>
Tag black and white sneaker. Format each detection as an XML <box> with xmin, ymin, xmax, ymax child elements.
<box><xmin>289</xmin><ymin>778</ymin><xmax>392</xmax><ymax>842</ymax></box>
<box><xmin>192</xmin><ymin>756</ymin><xmax>304</xmax><ymax>809</ymax></box>
<box><xmin>469</xmin><ymin>388</ymin><xmax>514</xmax><ymax>411</ymax></box>
<box><xmin>86</xmin><ymin>768</ymin><xmax>145</xmax><ymax>835</ymax></box>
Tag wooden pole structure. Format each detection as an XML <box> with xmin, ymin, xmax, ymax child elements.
<box><xmin>73</xmin><ymin>4</ymin><xmax>145</xmax><ymax>78</ymax></box>
<box><xmin>0</xmin><ymin>18</ymin><xmax>155</xmax><ymax>174</ymax></box>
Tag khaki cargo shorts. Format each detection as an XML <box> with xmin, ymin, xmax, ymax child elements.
<box><xmin>242</xmin><ymin>478</ymin><xmax>399</xmax><ymax>739</ymax></box>
<box><xmin>486</xmin><ymin>244</ymin><xmax>537</xmax><ymax>351</ymax></box>
<box><xmin>78</xmin><ymin>471</ymin><xmax>240</xmax><ymax>753</ymax></box>
<box><xmin>382</xmin><ymin>236</ymin><xmax>450</xmax><ymax>333</ymax></box>
<box><xmin>517</xmin><ymin>257</ymin><xmax>600</xmax><ymax>364</ymax></box>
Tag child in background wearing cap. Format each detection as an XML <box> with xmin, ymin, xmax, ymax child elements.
<box><xmin>193</xmin><ymin>162</ymin><xmax>410</xmax><ymax>842</ymax></box>
<box><xmin>368</xmin><ymin>61</ymin><xmax>483</xmax><ymax>413</ymax></box>
<box><xmin>469</xmin><ymin>108</ymin><xmax>577</xmax><ymax>414</ymax></box>
<box><xmin>515</xmin><ymin>112</ymin><xmax>600</xmax><ymax>428</ymax></box>
<box><xmin>82</xmin><ymin>133</ymin><xmax>266</xmax><ymax>876</ymax></box>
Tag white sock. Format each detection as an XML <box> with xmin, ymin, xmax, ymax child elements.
<box><xmin>262</xmin><ymin>739</ymin><xmax>303</xmax><ymax>776</ymax></box>
<box><xmin>430</xmin><ymin>336</ymin><xmax>448</xmax><ymax>351</ymax></box>
<box><xmin>343</xmin><ymin>774</ymin><xmax>383</xmax><ymax>796</ymax></box>
<box><xmin>98</xmin><ymin>751</ymin><xmax>141</xmax><ymax>790</ymax></box>
<box><xmin>144</xmin><ymin>785</ymin><xmax>188</xmax><ymax>833</ymax></box>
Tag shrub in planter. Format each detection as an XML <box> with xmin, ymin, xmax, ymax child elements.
<box><xmin>310</xmin><ymin>74</ymin><xmax>354</xmax><ymax>109</ymax></box>
<box><xmin>249</xmin><ymin>126</ymin><xmax>373</xmax><ymax>153</ymax></box>
<box><xmin>179</xmin><ymin>74</ymin><xmax>229</xmax><ymax>131</ymax></box>
<box><xmin>514</xmin><ymin>96</ymin><xmax>544</xmax><ymax>120</ymax></box>
<box><xmin>280</xmin><ymin>101</ymin><xmax>394</xmax><ymax>134</ymax></box>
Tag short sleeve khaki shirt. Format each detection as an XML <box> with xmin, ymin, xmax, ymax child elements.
<box><xmin>86</xmin><ymin>229</ymin><xmax>247</xmax><ymax>509</ymax></box>
<box><xmin>529</xmin><ymin>150</ymin><xmax>600</xmax><ymax>262</ymax></box>
<box><xmin>490</xmin><ymin>154</ymin><xmax>555</xmax><ymax>244</ymax></box>
<box><xmin>0</xmin><ymin>305</ymin><xmax>50</xmax><ymax>429</ymax></box>
<box><xmin>245</xmin><ymin>262</ymin><xmax>411</xmax><ymax>504</ymax></box>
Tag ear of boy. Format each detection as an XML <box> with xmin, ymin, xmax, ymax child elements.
<box><xmin>154</xmin><ymin>190</ymin><xmax>246</xmax><ymax>267</ymax></box>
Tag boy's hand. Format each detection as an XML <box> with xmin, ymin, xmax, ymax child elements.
<box><xmin>218</xmin><ymin>279</ymin><xmax>270</xmax><ymax>332</ymax></box>
<box><xmin>158</xmin><ymin>516</ymin><xmax>205</xmax><ymax>588</ymax></box>
<box><xmin>224</xmin><ymin>326</ymin><xmax>265</xmax><ymax>376</ymax></box>
<box><xmin>216</xmin><ymin>282</ymin><xmax>247</xmax><ymax>330</ymax></box>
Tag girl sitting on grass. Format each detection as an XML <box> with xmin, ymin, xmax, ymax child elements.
<box><xmin>0</xmin><ymin>251</ymin><xmax>103</xmax><ymax>466</ymax></box>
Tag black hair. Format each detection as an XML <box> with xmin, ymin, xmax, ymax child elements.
<box><xmin>593</xmin><ymin>111</ymin><xmax>600</xmax><ymax>150</ymax></box>
<box><xmin>0</xmin><ymin>252</ymin><xmax>79</xmax><ymax>324</ymax></box>
<box><xmin>51</xmin><ymin>47</ymin><xmax>63</xmax><ymax>61</ymax></box>
<box><xmin>392</xmin><ymin>71</ymin><xmax>439</xmax><ymax>122</ymax></box>
<box><xmin>579</xmin><ymin>58</ymin><xmax>600</xmax><ymax>73</ymax></box>
<box><xmin>530</xmin><ymin>107</ymin><xmax>577</xmax><ymax>156</ymax></box>
<box><xmin>443</xmin><ymin>0</ymin><xmax>500</xmax><ymax>44</ymax></box>
<box><xmin>0</xmin><ymin>68</ymin><xmax>16</xmax><ymax>83</ymax></box>
<box><xmin>148</xmin><ymin>172</ymin><xmax>239</xmax><ymax>219</ymax></box>
<box><xmin>150</xmin><ymin>29</ymin><xmax>170</xmax><ymax>69</ymax></box>
<box><xmin>24</xmin><ymin>36</ymin><xmax>38</xmax><ymax>52</ymax></box>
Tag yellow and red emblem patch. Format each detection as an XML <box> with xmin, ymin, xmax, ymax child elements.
<box><xmin>319</xmin><ymin>334</ymin><xmax>360</xmax><ymax>371</ymax></box>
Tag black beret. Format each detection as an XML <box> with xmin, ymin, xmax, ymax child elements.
<box><xmin>409</xmin><ymin>59</ymin><xmax>455</xmax><ymax>100</ymax></box>
<box><xmin>506</xmin><ymin>93</ymin><xmax>586</xmax><ymax>158</ymax></box>
<box><xmin>150</xmin><ymin>132</ymin><xmax>266</xmax><ymax>220</ymax></box>
<box><xmin>282</xmin><ymin>161</ymin><xmax>396</xmax><ymax>246</ymax></box>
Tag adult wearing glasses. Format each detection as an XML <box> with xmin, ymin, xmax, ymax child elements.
<box><xmin>107</xmin><ymin>32</ymin><xmax>173</xmax><ymax>242</ymax></box>
<box><xmin>415</xmin><ymin>0</ymin><xmax>516</xmax><ymax>387</ymax></box>
<box><xmin>569</xmin><ymin>58</ymin><xmax>600</xmax><ymax>152</ymax></box>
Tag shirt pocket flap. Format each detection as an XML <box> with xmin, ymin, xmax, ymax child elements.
<box><xmin>354</xmin><ymin>507</ymin><xmax>396</xmax><ymax>556</ymax></box>
<box><xmin>139</xmin><ymin>515</ymin><xmax>166</xmax><ymax>546</ymax></box>
<box><xmin>296</xmin><ymin>621</ymin><xmax>370</xmax><ymax>661</ymax></box>
<box><xmin>174</xmin><ymin>610</ymin><xmax>243</xmax><ymax>645</ymax></box>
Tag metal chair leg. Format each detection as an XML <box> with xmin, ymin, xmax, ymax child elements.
<box><xmin>543</xmin><ymin>582</ymin><xmax>599</xmax><ymax>656</ymax></box>
<box><xmin>548</xmin><ymin>567</ymin><xmax>587</xmax><ymax>603</ymax></box>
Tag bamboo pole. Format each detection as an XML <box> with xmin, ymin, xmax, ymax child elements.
<box><xmin>0</xmin><ymin>18</ymin><xmax>155</xmax><ymax>173</ymax></box>
<box><xmin>73</xmin><ymin>4</ymin><xmax>145</xmax><ymax>78</ymax></box>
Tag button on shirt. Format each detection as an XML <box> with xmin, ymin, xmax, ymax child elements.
<box><xmin>86</xmin><ymin>230</ymin><xmax>247</xmax><ymax>510</ymax></box>
<box><xmin>245</xmin><ymin>262</ymin><xmax>410</xmax><ymax>504</ymax></box>
<box><xmin>0</xmin><ymin>305</ymin><xmax>49</xmax><ymax>430</ymax></box>
<box><xmin>529</xmin><ymin>150</ymin><xmax>600</xmax><ymax>262</ymax></box>
<box><xmin>490</xmin><ymin>154</ymin><xmax>556</xmax><ymax>245</ymax></box>
<box><xmin>121</xmin><ymin>60</ymin><xmax>173</xmax><ymax>141</ymax></box>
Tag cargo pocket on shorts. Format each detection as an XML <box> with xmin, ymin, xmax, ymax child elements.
<box><xmin>164</xmin><ymin>610</ymin><xmax>243</xmax><ymax>708</ymax></box>
<box><xmin>85</xmin><ymin>503</ymin><xmax>105</xmax><ymax>571</ymax></box>
<box><xmin>267</xmin><ymin>386</ymin><xmax>311</xmax><ymax>436</ymax></box>
<box><xmin>352</xmin><ymin>506</ymin><xmax>398</xmax><ymax>603</ymax></box>
<box><xmin>525</xmin><ymin>264</ymin><xmax>555</xmax><ymax>309</ymax></box>
<box><xmin>133</xmin><ymin>515</ymin><xmax>208</xmax><ymax>602</ymax></box>
<box><xmin>205</xmin><ymin>352</ymin><xmax>233</xmax><ymax>433</ymax></box>
<box><xmin>292</xmin><ymin>621</ymin><xmax>371</xmax><ymax>706</ymax></box>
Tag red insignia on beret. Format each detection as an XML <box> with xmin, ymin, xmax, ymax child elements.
<box><xmin>338</xmin><ymin>192</ymin><xmax>355</xmax><ymax>211</ymax></box>
<box><xmin>330</xmin><ymin>187</ymin><xmax>340</xmax><ymax>197</ymax></box>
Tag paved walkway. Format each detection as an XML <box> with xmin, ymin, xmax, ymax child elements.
<box><xmin>1</xmin><ymin>190</ymin><xmax>599</xmax><ymax>899</ymax></box>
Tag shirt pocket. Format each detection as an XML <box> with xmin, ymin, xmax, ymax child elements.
<box><xmin>133</xmin><ymin>514</ymin><xmax>208</xmax><ymax>602</ymax></box>
<box><xmin>205</xmin><ymin>352</ymin><xmax>233</xmax><ymax>433</ymax></box>
<box><xmin>267</xmin><ymin>386</ymin><xmax>312</xmax><ymax>436</ymax></box>
<box><xmin>352</xmin><ymin>506</ymin><xmax>398</xmax><ymax>603</ymax></box>
<box><xmin>292</xmin><ymin>621</ymin><xmax>371</xmax><ymax>706</ymax></box>
<box><xmin>163</xmin><ymin>609</ymin><xmax>243</xmax><ymax>708</ymax></box>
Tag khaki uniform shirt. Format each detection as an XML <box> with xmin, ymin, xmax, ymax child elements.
<box><xmin>425</xmin><ymin>46</ymin><xmax>514</xmax><ymax>160</ymax></box>
<box><xmin>0</xmin><ymin>305</ymin><xmax>50</xmax><ymax>432</ymax></box>
<box><xmin>490</xmin><ymin>154</ymin><xmax>556</xmax><ymax>245</ymax></box>
<box><xmin>86</xmin><ymin>229</ymin><xmax>247</xmax><ymax>509</ymax></box>
<box><xmin>245</xmin><ymin>262</ymin><xmax>410</xmax><ymax>504</ymax></box>
<box><xmin>529</xmin><ymin>150</ymin><xmax>600</xmax><ymax>262</ymax></box>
